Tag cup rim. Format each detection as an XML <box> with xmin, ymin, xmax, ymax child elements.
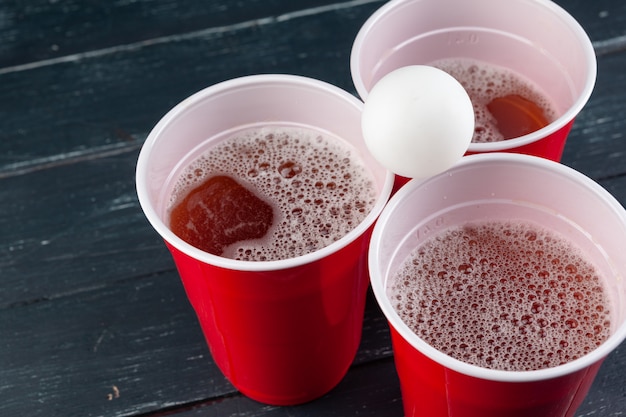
<box><xmin>136</xmin><ymin>74</ymin><xmax>394</xmax><ymax>272</ymax></box>
<box><xmin>369</xmin><ymin>153</ymin><xmax>626</xmax><ymax>382</ymax></box>
<box><xmin>350</xmin><ymin>0</ymin><xmax>597</xmax><ymax>152</ymax></box>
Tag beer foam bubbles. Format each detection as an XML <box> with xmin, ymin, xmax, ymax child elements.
<box><xmin>432</xmin><ymin>58</ymin><xmax>558</xmax><ymax>143</ymax></box>
<box><xmin>169</xmin><ymin>126</ymin><xmax>377</xmax><ymax>261</ymax></box>
<box><xmin>389</xmin><ymin>220</ymin><xmax>611</xmax><ymax>371</ymax></box>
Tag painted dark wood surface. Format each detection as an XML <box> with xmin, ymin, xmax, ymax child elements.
<box><xmin>1</xmin><ymin>1</ymin><xmax>625</xmax><ymax>416</ymax></box>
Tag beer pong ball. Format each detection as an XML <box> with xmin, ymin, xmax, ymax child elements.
<box><xmin>362</xmin><ymin>65</ymin><xmax>474</xmax><ymax>179</ymax></box>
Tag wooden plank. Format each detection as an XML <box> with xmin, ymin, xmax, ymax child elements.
<box><xmin>2</xmin><ymin>0</ymin><xmax>626</xmax><ymax>178</ymax></box>
<box><xmin>565</xmin><ymin>0</ymin><xmax>626</xmax><ymax>48</ymax></box>
<box><xmin>0</xmin><ymin>0</ymin><xmax>381</xmax><ymax>68</ymax></box>
<box><xmin>599</xmin><ymin>172</ymin><xmax>626</xmax><ymax>208</ymax></box>
<box><xmin>0</xmin><ymin>0</ymin><xmax>383</xmax><ymax>177</ymax></box>
<box><xmin>0</xmin><ymin>149</ymin><xmax>172</xmax><ymax>306</ymax></box>
<box><xmin>0</xmin><ymin>268</ymin><xmax>393</xmax><ymax>417</ymax></box>
<box><xmin>1</xmin><ymin>0</ymin><xmax>625</xmax><ymax>69</ymax></box>
<box><xmin>0</xmin><ymin>269</ymin><xmax>231</xmax><ymax>417</ymax></box>
<box><xmin>0</xmin><ymin>0</ymin><xmax>383</xmax><ymax>305</ymax></box>
<box><xmin>150</xmin><ymin>346</ymin><xmax>626</xmax><ymax>417</ymax></box>
<box><xmin>151</xmin><ymin>359</ymin><xmax>403</xmax><ymax>417</ymax></box>
<box><xmin>561</xmin><ymin>51</ymin><xmax>626</xmax><ymax>180</ymax></box>
<box><xmin>2</xmin><ymin>264</ymin><xmax>624</xmax><ymax>417</ymax></box>
<box><xmin>576</xmin><ymin>344</ymin><xmax>626</xmax><ymax>417</ymax></box>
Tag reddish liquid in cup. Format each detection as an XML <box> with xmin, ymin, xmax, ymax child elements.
<box><xmin>389</xmin><ymin>220</ymin><xmax>611</xmax><ymax>371</ymax></box>
<box><xmin>432</xmin><ymin>58</ymin><xmax>556</xmax><ymax>142</ymax></box>
<box><xmin>169</xmin><ymin>175</ymin><xmax>274</xmax><ymax>256</ymax></box>
<box><xmin>168</xmin><ymin>126</ymin><xmax>377</xmax><ymax>260</ymax></box>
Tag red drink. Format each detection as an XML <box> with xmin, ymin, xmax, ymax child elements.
<box><xmin>168</xmin><ymin>125</ymin><xmax>377</xmax><ymax>260</ymax></box>
<box><xmin>169</xmin><ymin>175</ymin><xmax>274</xmax><ymax>256</ymax></box>
<box><xmin>389</xmin><ymin>219</ymin><xmax>611</xmax><ymax>371</ymax></box>
<box><xmin>432</xmin><ymin>58</ymin><xmax>557</xmax><ymax>142</ymax></box>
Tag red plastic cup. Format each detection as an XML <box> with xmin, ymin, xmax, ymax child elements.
<box><xmin>136</xmin><ymin>75</ymin><xmax>393</xmax><ymax>405</ymax></box>
<box><xmin>351</xmin><ymin>0</ymin><xmax>597</xmax><ymax>189</ymax></box>
<box><xmin>369</xmin><ymin>153</ymin><xmax>626</xmax><ymax>417</ymax></box>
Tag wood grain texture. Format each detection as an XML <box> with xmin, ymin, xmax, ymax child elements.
<box><xmin>1</xmin><ymin>0</ymin><xmax>626</xmax><ymax>177</ymax></box>
<box><xmin>154</xmin><ymin>359</ymin><xmax>403</xmax><ymax>417</ymax></box>
<box><xmin>0</xmin><ymin>273</ymin><xmax>393</xmax><ymax>417</ymax></box>
<box><xmin>0</xmin><ymin>269</ymin><xmax>230</xmax><ymax>417</ymax></box>
<box><xmin>0</xmin><ymin>0</ymin><xmax>381</xmax><ymax>68</ymax></box>
<box><xmin>2</xmin><ymin>0</ymin><xmax>626</xmax><ymax>416</ymax></box>
<box><xmin>561</xmin><ymin>52</ymin><xmax>626</xmax><ymax>180</ymax></box>
<box><xmin>1</xmin><ymin>0</ymin><xmax>625</xmax><ymax>69</ymax></box>
<box><xmin>0</xmin><ymin>149</ymin><xmax>169</xmax><ymax>305</ymax></box>
<box><xmin>0</xmin><ymin>1</ymin><xmax>382</xmax><ymax>177</ymax></box>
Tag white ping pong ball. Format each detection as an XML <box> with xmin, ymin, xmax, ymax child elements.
<box><xmin>362</xmin><ymin>65</ymin><xmax>475</xmax><ymax>179</ymax></box>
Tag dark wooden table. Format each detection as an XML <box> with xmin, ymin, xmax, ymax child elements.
<box><xmin>1</xmin><ymin>1</ymin><xmax>625</xmax><ymax>416</ymax></box>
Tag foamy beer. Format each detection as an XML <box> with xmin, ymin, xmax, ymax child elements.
<box><xmin>351</xmin><ymin>0</ymin><xmax>596</xmax><ymax>162</ymax></box>
<box><xmin>369</xmin><ymin>153</ymin><xmax>626</xmax><ymax>417</ymax></box>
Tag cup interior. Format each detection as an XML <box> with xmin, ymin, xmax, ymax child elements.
<box><xmin>369</xmin><ymin>153</ymin><xmax>626</xmax><ymax>381</ymax></box>
<box><xmin>136</xmin><ymin>74</ymin><xmax>393</xmax><ymax>270</ymax></box>
<box><xmin>351</xmin><ymin>0</ymin><xmax>596</xmax><ymax>151</ymax></box>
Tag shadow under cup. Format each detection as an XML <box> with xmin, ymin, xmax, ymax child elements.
<box><xmin>350</xmin><ymin>0</ymin><xmax>597</xmax><ymax>161</ymax></box>
<box><xmin>369</xmin><ymin>153</ymin><xmax>626</xmax><ymax>417</ymax></box>
<box><xmin>136</xmin><ymin>75</ymin><xmax>393</xmax><ymax>405</ymax></box>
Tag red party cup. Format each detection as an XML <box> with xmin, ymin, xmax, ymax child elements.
<box><xmin>369</xmin><ymin>153</ymin><xmax>626</xmax><ymax>417</ymax></box>
<box><xmin>136</xmin><ymin>75</ymin><xmax>393</xmax><ymax>405</ymax></box>
<box><xmin>351</xmin><ymin>0</ymin><xmax>597</xmax><ymax>189</ymax></box>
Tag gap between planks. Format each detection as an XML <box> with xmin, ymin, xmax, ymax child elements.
<box><xmin>1</xmin><ymin>2</ymin><xmax>626</xmax><ymax>179</ymax></box>
<box><xmin>0</xmin><ymin>0</ymin><xmax>384</xmax><ymax>76</ymax></box>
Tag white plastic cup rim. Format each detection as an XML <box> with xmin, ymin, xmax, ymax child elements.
<box><xmin>136</xmin><ymin>74</ymin><xmax>394</xmax><ymax>272</ymax></box>
<box><xmin>368</xmin><ymin>153</ymin><xmax>626</xmax><ymax>382</ymax></box>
